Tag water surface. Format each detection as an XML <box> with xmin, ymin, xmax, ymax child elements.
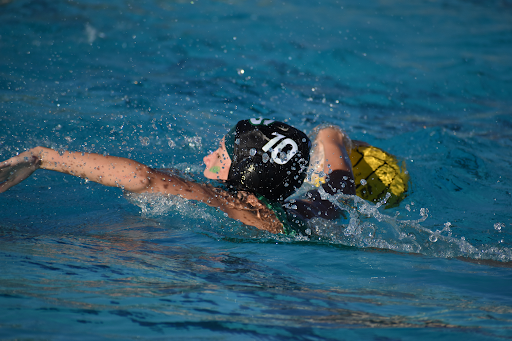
<box><xmin>1</xmin><ymin>0</ymin><xmax>512</xmax><ymax>339</ymax></box>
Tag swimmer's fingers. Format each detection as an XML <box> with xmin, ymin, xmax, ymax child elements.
<box><xmin>0</xmin><ymin>155</ymin><xmax>41</xmax><ymax>193</ymax></box>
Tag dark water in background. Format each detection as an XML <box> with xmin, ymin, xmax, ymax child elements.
<box><xmin>1</xmin><ymin>0</ymin><xmax>512</xmax><ymax>339</ymax></box>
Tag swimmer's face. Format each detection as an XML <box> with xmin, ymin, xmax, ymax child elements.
<box><xmin>203</xmin><ymin>138</ymin><xmax>231</xmax><ymax>181</ymax></box>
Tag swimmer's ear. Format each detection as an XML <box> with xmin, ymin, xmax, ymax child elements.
<box><xmin>0</xmin><ymin>156</ymin><xmax>41</xmax><ymax>193</ymax></box>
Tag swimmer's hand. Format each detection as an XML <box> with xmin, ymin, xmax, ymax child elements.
<box><xmin>0</xmin><ymin>151</ymin><xmax>41</xmax><ymax>193</ymax></box>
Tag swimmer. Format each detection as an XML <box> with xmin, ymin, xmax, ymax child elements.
<box><xmin>0</xmin><ymin>118</ymin><xmax>355</xmax><ymax>235</ymax></box>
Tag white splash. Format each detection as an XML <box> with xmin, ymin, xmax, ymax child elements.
<box><xmin>309</xmin><ymin>188</ymin><xmax>512</xmax><ymax>262</ymax></box>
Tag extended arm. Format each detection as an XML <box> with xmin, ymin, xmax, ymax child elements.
<box><xmin>0</xmin><ymin>147</ymin><xmax>282</xmax><ymax>233</ymax></box>
<box><xmin>0</xmin><ymin>146</ymin><xmax>229</xmax><ymax>200</ymax></box>
<box><xmin>1</xmin><ymin>147</ymin><xmax>161</xmax><ymax>193</ymax></box>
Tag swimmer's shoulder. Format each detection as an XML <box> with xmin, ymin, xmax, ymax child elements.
<box><xmin>207</xmin><ymin>186</ymin><xmax>284</xmax><ymax>234</ymax></box>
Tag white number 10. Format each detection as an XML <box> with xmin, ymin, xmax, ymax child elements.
<box><xmin>262</xmin><ymin>132</ymin><xmax>298</xmax><ymax>165</ymax></box>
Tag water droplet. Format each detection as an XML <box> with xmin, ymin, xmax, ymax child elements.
<box><xmin>262</xmin><ymin>153</ymin><xmax>269</xmax><ymax>163</ymax></box>
<box><xmin>360</xmin><ymin>179</ymin><xmax>367</xmax><ymax>186</ymax></box>
<box><xmin>494</xmin><ymin>222</ymin><xmax>504</xmax><ymax>231</ymax></box>
<box><xmin>139</xmin><ymin>136</ymin><xmax>150</xmax><ymax>146</ymax></box>
<box><xmin>250</xmin><ymin>148</ymin><xmax>256</xmax><ymax>156</ymax></box>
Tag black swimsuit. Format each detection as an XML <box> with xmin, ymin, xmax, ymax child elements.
<box><xmin>261</xmin><ymin>170</ymin><xmax>356</xmax><ymax>236</ymax></box>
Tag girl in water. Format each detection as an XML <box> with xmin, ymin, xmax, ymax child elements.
<box><xmin>0</xmin><ymin>118</ymin><xmax>355</xmax><ymax>235</ymax></box>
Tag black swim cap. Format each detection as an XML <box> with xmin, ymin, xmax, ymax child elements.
<box><xmin>225</xmin><ymin>118</ymin><xmax>311</xmax><ymax>201</ymax></box>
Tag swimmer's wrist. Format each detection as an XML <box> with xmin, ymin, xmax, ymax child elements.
<box><xmin>29</xmin><ymin>147</ymin><xmax>51</xmax><ymax>169</ymax></box>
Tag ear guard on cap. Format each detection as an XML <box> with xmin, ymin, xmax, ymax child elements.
<box><xmin>226</xmin><ymin>119</ymin><xmax>311</xmax><ymax>201</ymax></box>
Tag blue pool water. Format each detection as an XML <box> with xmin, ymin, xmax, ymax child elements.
<box><xmin>1</xmin><ymin>0</ymin><xmax>512</xmax><ymax>339</ymax></box>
